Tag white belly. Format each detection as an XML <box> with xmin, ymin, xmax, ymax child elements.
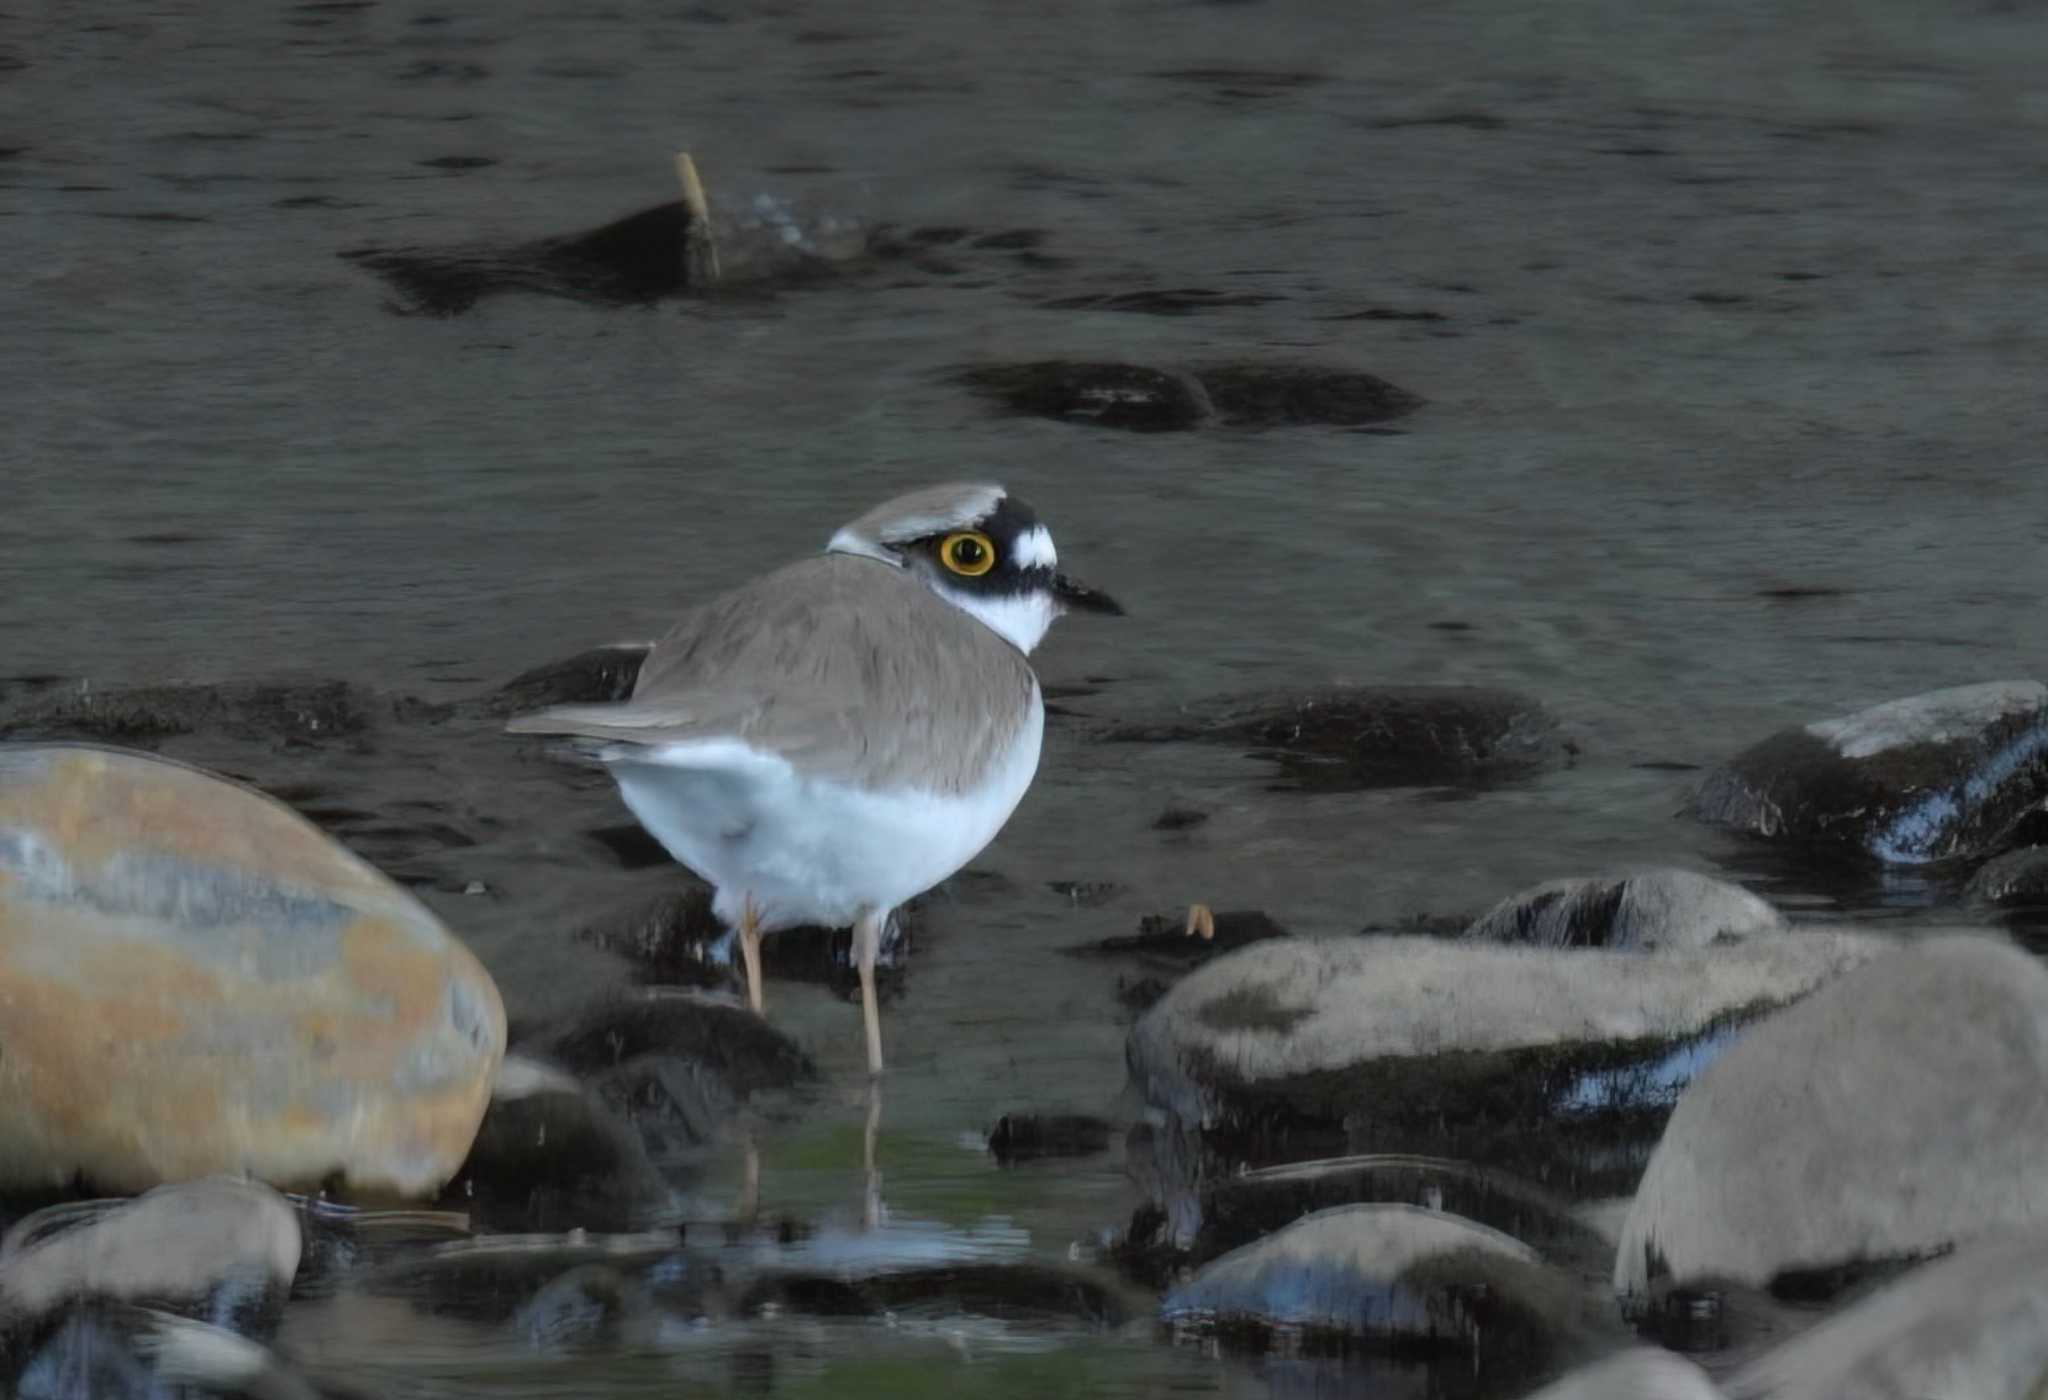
<box><xmin>608</xmin><ymin>685</ymin><xmax>1044</xmax><ymax>932</ymax></box>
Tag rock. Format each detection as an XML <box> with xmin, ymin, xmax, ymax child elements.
<box><xmin>1101</xmin><ymin>685</ymin><xmax>1568</xmax><ymax>791</ymax></box>
<box><xmin>1690</xmin><ymin>680</ymin><xmax>2048</xmax><ymax>865</ymax></box>
<box><xmin>1192</xmin><ymin>362</ymin><xmax>1426</xmax><ymax>427</ymax></box>
<box><xmin>1128</xmin><ymin>932</ymin><xmax>1881</xmax><ymax>1195</ymax></box>
<box><xmin>1167</xmin><ymin>1152</ymin><xmax>1616</xmax><ymax>1279</ymax></box>
<box><xmin>950</xmin><ymin>360</ymin><xmax>1424</xmax><ymax>432</ymax></box>
<box><xmin>985</xmin><ymin>1113</ymin><xmax>1113</xmax><ymax>1164</ymax></box>
<box><xmin>1522</xmin><ymin>1347</ymin><xmax>1724</xmax><ymax>1400</ymax></box>
<box><xmin>1721</xmin><ymin>1229</ymin><xmax>2048</xmax><ymax>1400</ymax></box>
<box><xmin>441</xmin><ymin>1056</ymin><xmax>672</xmax><ymax>1232</ymax></box>
<box><xmin>482</xmin><ymin>644</ymin><xmax>650</xmax><ymax>716</ymax></box>
<box><xmin>505</xmin><ymin>994</ymin><xmax>812</xmax><ymax>1175</ymax></box>
<box><xmin>1464</xmin><ymin>869</ymin><xmax>1784</xmax><ymax>950</ymax></box>
<box><xmin>1616</xmin><ymin>934</ymin><xmax>2048</xmax><ymax>1299</ymax></box>
<box><xmin>1965</xmin><ymin>846</ymin><xmax>2048</xmax><ymax>906</ymax></box>
<box><xmin>0</xmin><ymin>680</ymin><xmax>375</xmax><ymax>749</ymax></box>
<box><xmin>363</xmin><ymin>1234</ymin><xmax>690</xmax><ymax>1326</ymax></box>
<box><xmin>514</xmin><ymin>1263</ymin><xmax>641</xmax><ymax>1348</ymax></box>
<box><xmin>0</xmin><ymin>1178</ymin><xmax>300</xmax><ymax>1330</ymax></box>
<box><xmin>1066</xmin><ymin>909</ymin><xmax>1293</xmax><ymax>1014</ymax></box>
<box><xmin>345</xmin><ymin>190</ymin><xmax>874</xmax><ymax>316</ymax></box>
<box><xmin>129</xmin><ymin>1309</ymin><xmax>379</xmax><ymax>1400</ymax></box>
<box><xmin>13</xmin><ymin>1311</ymin><xmax>164</xmax><ymax>1400</ymax></box>
<box><xmin>950</xmin><ymin>361</ymin><xmax>1215</xmax><ymax>432</ymax></box>
<box><xmin>1161</xmin><ymin>1203</ymin><xmax>1572</xmax><ymax>1363</ymax></box>
<box><xmin>739</xmin><ymin>1261</ymin><xmax>1132</xmax><ymax>1328</ymax></box>
<box><xmin>0</xmin><ymin>744</ymin><xmax>505</xmax><ymax>1197</ymax></box>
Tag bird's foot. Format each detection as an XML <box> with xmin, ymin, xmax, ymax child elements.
<box><xmin>1184</xmin><ymin>902</ymin><xmax>1216</xmax><ymax>941</ymax></box>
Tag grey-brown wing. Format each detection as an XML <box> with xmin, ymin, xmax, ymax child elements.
<box><xmin>507</xmin><ymin>556</ymin><xmax>1036</xmax><ymax>793</ymax></box>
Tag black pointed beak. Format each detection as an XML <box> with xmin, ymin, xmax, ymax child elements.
<box><xmin>1053</xmin><ymin>571</ymin><xmax>1124</xmax><ymax>616</ymax></box>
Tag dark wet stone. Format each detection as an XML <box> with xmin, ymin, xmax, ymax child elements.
<box><xmin>344</xmin><ymin>197</ymin><xmax>750</xmax><ymax>315</ymax></box>
<box><xmin>574</xmin><ymin>884</ymin><xmax>911</xmax><ymax>1000</ymax></box>
<box><xmin>951</xmin><ymin>359</ymin><xmax>1423</xmax><ymax>433</ymax></box>
<box><xmin>1463</xmin><ymin>869</ymin><xmax>1784</xmax><ymax>950</ymax></box>
<box><xmin>741</xmin><ymin>1262</ymin><xmax>1131</xmax><ymax>1326</ymax></box>
<box><xmin>1720</xmin><ymin>1231</ymin><xmax>2048</xmax><ymax>1400</ymax></box>
<box><xmin>442</xmin><ymin>1076</ymin><xmax>672</xmax><ymax>1233</ymax></box>
<box><xmin>1161</xmin><ymin>1203</ymin><xmax>1575</xmax><ymax>1368</ymax></box>
<box><xmin>986</xmin><ymin>1113</ymin><xmax>1114</xmax><ymax>1164</ymax></box>
<box><xmin>0</xmin><ymin>679</ymin><xmax>374</xmax><ymax>749</ymax></box>
<box><xmin>867</xmin><ymin>1262</ymin><xmax>1132</xmax><ymax>1325</ymax></box>
<box><xmin>11</xmin><ymin>1311</ymin><xmax>164</xmax><ymax>1400</ymax></box>
<box><xmin>1617</xmin><ymin>935</ymin><xmax>2048</xmax><ymax>1301</ymax></box>
<box><xmin>1067</xmin><ymin>908</ymin><xmax>1293</xmax><ymax>1007</ymax></box>
<box><xmin>950</xmin><ymin>360</ymin><xmax>1214</xmax><ymax>432</ymax></box>
<box><xmin>483</xmin><ymin>643</ymin><xmax>650</xmax><ymax>715</ymax></box>
<box><xmin>1100</xmin><ymin>685</ymin><xmax>1568</xmax><ymax>791</ymax></box>
<box><xmin>1152</xmin><ymin>806</ymin><xmax>1209</xmax><ymax>831</ymax></box>
<box><xmin>1128</xmin><ymin>933</ymin><xmax>1879</xmax><ymax>1198</ymax></box>
<box><xmin>1138</xmin><ymin>1151</ymin><xmax>1616</xmax><ymax>1281</ymax></box>
<box><xmin>1690</xmin><ymin>681</ymin><xmax>2048</xmax><ymax>867</ymax></box>
<box><xmin>367</xmin><ymin>1237</ymin><xmax>693</xmax><ymax>1327</ymax></box>
<box><xmin>532</xmin><ymin>994</ymin><xmax>813</xmax><ymax>1163</ymax></box>
<box><xmin>1965</xmin><ymin>846</ymin><xmax>2048</xmax><ymax>906</ymax></box>
<box><xmin>1194</xmin><ymin>363</ymin><xmax>1425</xmax><ymax>427</ymax></box>
<box><xmin>0</xmin><ymin>1180</ymin><xmax>300</xmax><ymax>1387</ymax></box>
<box><xmin>515</xmin><ymin>1262</ymin><xmax>638</xmax><ymax>1348</ymax></box>
<box><xmin>584</xmin><ymin>822</ymin><xmax>675</xmax><ymax>870</ymax></box>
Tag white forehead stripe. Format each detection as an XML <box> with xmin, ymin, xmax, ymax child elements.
<box><xmin>1011</xmin><ymin>525</ymin><xmax>1057</xmax><ymax>569</ymax></box>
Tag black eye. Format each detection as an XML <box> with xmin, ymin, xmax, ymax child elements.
<box><xmin>941</xmin><ymin>530</ymin><xmax>996</xmax><ymax>577</ymax></box>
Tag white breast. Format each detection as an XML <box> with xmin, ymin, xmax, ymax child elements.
<box><xmin>608</xmin><ymin>683</ymin><xmax>1046</xmax><ymax>932</ymax></box>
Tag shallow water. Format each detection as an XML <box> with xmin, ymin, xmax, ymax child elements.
<box><xmin>7</xmin><ymin>0</ymin><xmax>2048</xmax><ymax>1393</ymax></box>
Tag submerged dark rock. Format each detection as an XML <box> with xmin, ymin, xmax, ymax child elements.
<box><xmin>1690</xmin><ymin>680</ymin><xmax>2048</xmax><ymax>866</ymax></box>
<box><xmin>484</xmin><ymin>644</ymin><xmax>651</xmax><ymax>716</ymax></box>
<box><xmin>343</xmin><ymin>201</ymin><xmax>724</xmax><ymax>316</ymax></box>
<box><xmin>1194</xmin><ymin>362</ymin><xmax>1425</xmax><ymax>427</ymax></box>
<box><xmin>950</xmin><ymin>359</ymin><xmax>1423</xmax><ymax>432</ymax></box>
<box><xmin>1127</xmin><ymin>933</ymin><xmax>1879</xmax><ymax>1196</ymax></box>
<box><xmin>0</xmin><ymin>678</ymin><xmax>375</xmax><ymax>749</ymax></box>
<box><xmin>1616</xmin><ymin>934</ymin><xmax>2048</xmax><ymax>1301</ymax></box>
<box><xmin>538</xmin><ymin>993</ymin><xmax>812</xmax><ymax>1163</ymax></box>
<box><xmin>986</xmin><ymin>1113</ymin><xmax>1114</xmax><ymax>1164</ymax></box>
<box><xmin>365</xmin><ymin>1235</ymin><xmax>690</xmax><ymax>1327</ymax></box>
<box><xmin>951</xmin><ymin>361</ymin><xmax>1214</xmax><ymax>432</ymax></box>
<box><xmin>740</xmin><ymin>1261</ymin><xmax>1133</xmax><ymax>1328</ymax></box>
<box><xmin>1161</xmin><ymin>1203</ymin><xmax>1575</xmax><ymax>1368</ymax></box>
<box><xmin>1159</xmin><ymin>1153</ymin><xmax>1615</xmax><ymax>1278</ymax></box>
<box><xmin>442</xmin><ymin>1060</ymin><xmax>672</xmax><ymax>1233</ymax></box>
<box><xmin>1102</xmin><ymin>685</ymin><xmax>1568</xmax><ymax>791</ymax></box>
<box><xmin>1463</xmin><ymin>868</ymin><xmax>1784</xmax><ymax>950</ymax></box>
<box><xmin>0</xmin><ymin>1180</ymin><xmax>300</xmax><ymax>1386</ymax></box>
<box><xmin>1964</xmin><ymin>845</ymin><xmax>2048</xmax><ymax>907</ymax></box>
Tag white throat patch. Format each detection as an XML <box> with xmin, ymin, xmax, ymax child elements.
<box><xmin>932</xmin><ymin>583</ymin><xmax>1059</xmax><ymax>655</ymax></box>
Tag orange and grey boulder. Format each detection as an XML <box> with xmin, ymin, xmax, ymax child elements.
<box><xmin>0</xmin><ymin>743</ymin><xmax>505</xmax><ymax>1197</ymax></box>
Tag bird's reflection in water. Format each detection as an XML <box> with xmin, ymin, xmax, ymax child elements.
<box><xmin>727</xmin><ymin>1079</ymin><xmax>886</xmax><ymax>1233</ymax></box>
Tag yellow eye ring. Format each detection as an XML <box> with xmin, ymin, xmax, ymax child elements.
<box><xmin>940</xmin><ymin>530</ymin><xmax>997</xmax><ymax>577</ymax></box>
